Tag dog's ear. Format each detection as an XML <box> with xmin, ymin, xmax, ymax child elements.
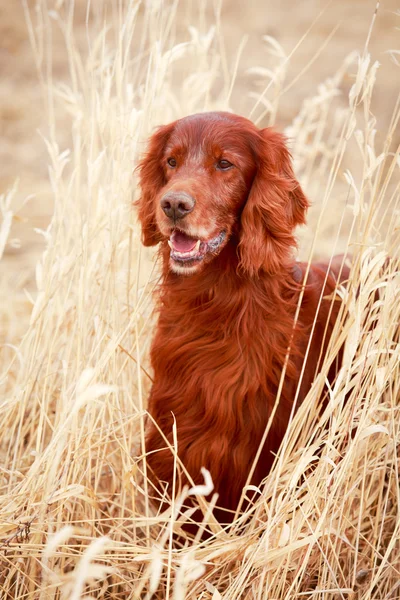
<box><xmin>136</xmin><ymin>122</ymin><xmax>176</xmax><ymax>246</ymax></box>
<box><xmin>238</xmin><ymin>128</ymin><xmax>309</xmax><ymax>276</ymax></box>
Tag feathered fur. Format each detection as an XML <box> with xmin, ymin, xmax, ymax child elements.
<box><xmin>136</xmin><ymin>112</ymin><xmax>349</xmax><ymax>521</ymax></box>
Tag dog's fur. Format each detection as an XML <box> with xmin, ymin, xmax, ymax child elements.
<box><xmin>137</xmin><ymin>112</ymin><xmax>348</xmax><ymax>520</ymax></box>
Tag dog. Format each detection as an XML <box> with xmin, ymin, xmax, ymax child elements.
<box><xmin>137</xmin><ymin>111</ymin><xmax>349</xmax><ymax>522</ymax></box>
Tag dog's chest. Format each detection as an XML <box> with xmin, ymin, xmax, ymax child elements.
<box><xmin>150</xmin><ymin>297</ymin><xmax>289</xmax><ymax>421</ymax></box>
<box><xmin>146</xmin><ymin>286</ymin><xmax>301</xmax><ymax>503</ymax></box>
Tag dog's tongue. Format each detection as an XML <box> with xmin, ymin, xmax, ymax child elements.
<box><xmin>170</xmin><ymin>231</ymin><xmax>198</xmax><ymax>252</ymax></box>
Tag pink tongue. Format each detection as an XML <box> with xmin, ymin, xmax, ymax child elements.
<box><xmin>171</xmin><ymin>231</ymin><xmax>198</xmax><ymax>252</ymax></box>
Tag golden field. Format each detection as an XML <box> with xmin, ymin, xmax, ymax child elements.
<box><xmin>0</xmin><ymin>1</ymin><xmax>399</xmax><ymax>598</ymax></box>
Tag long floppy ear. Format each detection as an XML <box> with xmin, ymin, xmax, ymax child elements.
<box><xmin>238</xmin><ymin>128</ymin><xmax>309</xmax><ymax>276</ymax></box>
<box><xmin>135</xmin><ymin>122</ymin><xmax>176</xmax><ymax>246</ymax></box>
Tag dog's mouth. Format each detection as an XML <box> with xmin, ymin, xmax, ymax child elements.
<box><xmin>167</xmin><ymin>230</ymin><xmax>226</xmax><ymax>265</ymax></box>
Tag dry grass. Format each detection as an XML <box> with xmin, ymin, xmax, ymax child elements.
<box><xmin>0</xmin><ymin>1</ymin><xmax>399</xmax><ymax>598</ymax></box>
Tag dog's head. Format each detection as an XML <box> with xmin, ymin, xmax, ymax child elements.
<box><xmin>137</xmin><ymin>112</ymin><xmax>309</xmax><ymax>276</ymax></box>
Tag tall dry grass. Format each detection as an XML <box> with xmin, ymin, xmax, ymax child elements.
<box><xmin>0</xmin><ymin>1</ymin><xmax>399</xmax><ymax>598</ymax></box>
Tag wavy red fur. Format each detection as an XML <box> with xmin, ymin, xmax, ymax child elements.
<box><xmin>136</xmin><ymin>112</ymin><xmax>349</xmax><ymax>523</ymax></box>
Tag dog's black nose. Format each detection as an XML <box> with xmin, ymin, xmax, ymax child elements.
<box><xmin>160</xmin><ymin>191</ymin><xmax>195</xmax><ymax>220</ymax></box>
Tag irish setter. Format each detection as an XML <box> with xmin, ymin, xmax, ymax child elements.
<box><xmin>137</xmin><ymin>111</ymin><xmax>349</xmax><ymax>524</ymax></box>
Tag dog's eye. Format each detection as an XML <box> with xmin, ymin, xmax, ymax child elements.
<box><xmin>217</xmin><ymin>159</ymin><xmax>233</xmax><ymax>170</ymax></box>
<box><xmin>167</xmin><ymin>157</ymin><xmax>177</xmax><ymax>168</ymax></box>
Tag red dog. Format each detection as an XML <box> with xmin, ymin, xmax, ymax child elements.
<box><xmin>137</xmin><ymin>112</ymin><xmax>348</xmax><ymax>522</ymax></box>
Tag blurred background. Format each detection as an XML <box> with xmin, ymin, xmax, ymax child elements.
<box><xmin>0</xmin><ymin>5</ymin><xmax>399</xmax><ymax>595</ymax></box>
<box><xmin>1</xmin><ymin>0</ymin><xmax>399</xmax><ymax>279</ymax></box>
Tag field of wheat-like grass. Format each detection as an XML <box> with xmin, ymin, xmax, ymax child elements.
<box><xmin>0</xmin><ymin>1</ymin><xmax>399</xmax><ymax>598</ymax></box>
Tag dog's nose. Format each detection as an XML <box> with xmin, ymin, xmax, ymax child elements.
<box><xmin>160</xmin><ymin>191</ymin><xmax>195</xmax><ymax>220</ymax></box>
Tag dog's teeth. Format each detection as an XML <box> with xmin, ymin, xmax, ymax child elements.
<box><xmin>170</xmin><ymin>239</ymin><xmax>201</xmax><ymax>258</ymax></box>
